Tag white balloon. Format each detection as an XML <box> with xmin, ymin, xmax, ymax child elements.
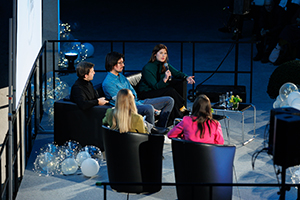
<box><xmin>288</xmin><ymin>91</ymin><xmax>300</xmax><ymax>106</ymax></box>
<box><xmin>292</xmin><ymin>104</ymin><xmax>300</xmax><ymax>111</ymax></box>
<box><xmin>81</xmin><ymin>158</ymin><xmax>99</xmax><ymax>177</ymax></box>
<box><xmin>76</xmin><ymin>151</ymin><xmax>91</xmax><ymax>166</ymax></box>
<box><xmin>43</xmin><ymin>99</ymin><xmax>55</xmax><ymax>114</ymax></box>
<box><xmin>38</xmin><ymin>152</ymin><xmax>57</xmax><ymax>172</ymax></box>
<box><xmin>291</xmin><ymin>98</ymin><xmax>300</xmax><ymax>111</ymax></box>
<box><xmin>291</xmin><ymin>98</ymin><xmax>300</xmax><ymax>106</ymax></box>
<box><xmin>273</xmin><ymin>99</ymin><xmax>282</xmax><ymax>108</ymax></box>
<box><xmin>61</xmin><ymin>158</ymin><xmax>78</xmax><ymax>175</ymax></box>
<box><xmin>276</xmin><ymin>95</ymin><xmax>282</xmax><ymax>102</ymax></box>
<box><xmin>280</xmin><ymin>99</ymin><xmax>289</xmax><ymax>107</ymax></box>
<box><xmin>279</xmin><ymin>82</ymin><xmax>298</xmax><ymax>101</ymax></box>
<box><xmin>83</xmin><ymin>43</ymin><xmax>94</xmax><ymax>57</ymax></box>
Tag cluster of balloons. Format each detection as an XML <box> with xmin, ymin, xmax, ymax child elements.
<box><xmin>58</xmin><ymin>21</ymin><xmax>94</xmax><ymax>70</ymax></box>
<box><xmin>273</xmin><ymin>82</ymin><xmax>300</xmax><ymax>110</ymax></box>
<box><xmin>42</xmin><ymin>72</ymin><xmax>70</xmax><ymax>126</ymax></box>
<box><xmin>33</xmin><ymin>141</ymin><xmax>102</xmax><ymax>177</ymax></box>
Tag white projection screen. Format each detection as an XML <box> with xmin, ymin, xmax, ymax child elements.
<box><xmin>15</xmin><ymin>0</ymin><xmax>42</xmax><ymax>108</ymax></box>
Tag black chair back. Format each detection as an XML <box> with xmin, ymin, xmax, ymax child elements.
<box><xmin>102</xmin><ymin>125</ymin><xmax>164</xmax><ymax>193</ymax></box>
<box><xmin>54</xmin><ymin>99</ymin><xmax>111</xmax><ymax>151</ymax></box>
<box><xmin>171</xmin><ymin>138</ymin><xmax>236</xmax><ymax>200</ymax></box>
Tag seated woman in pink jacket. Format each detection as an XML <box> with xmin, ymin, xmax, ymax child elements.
<box><xmin>168</xmin><ymin>94</ymin><xmax>224</xmax><ymax>144</ymax></box>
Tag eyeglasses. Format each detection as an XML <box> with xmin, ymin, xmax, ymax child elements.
<box><xmin>117</xmin><ymin>61</ymin><xmax>125</xmax><ymax>65</ymax></box>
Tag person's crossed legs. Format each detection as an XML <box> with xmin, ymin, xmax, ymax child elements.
<box><xmin>143</xmin><ymin>96</ymin><xmax>174</xmax><ymax>128</ymax></box>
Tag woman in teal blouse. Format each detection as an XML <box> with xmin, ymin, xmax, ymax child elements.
<box><xmin>138</xmin><ymin>44</ymin><xmax>195</xmax><ymax>126</ymax></box>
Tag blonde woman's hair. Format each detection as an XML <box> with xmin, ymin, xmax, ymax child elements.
<box><xmin>111</xmin><ymin>89</ymin><xmax>138</xmax><ymax>133</ymax></box>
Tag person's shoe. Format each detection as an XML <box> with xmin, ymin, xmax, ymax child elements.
<box><xmin>151</xmin><ymin>127</ymin><xmax>169</xmax><ymax>135</ymax></box>
<box><xmin>164</xmin><ymin>135</ymin><xmax>172</xmax><ymax>144</ymax></box>
<box><xmin>218</xmin><ymin>26</ymin><xmax>231</xmax><ymax>33</ymax></box>
<box><xmin>179</xmin><ymin>106</ymin><xmax>187</xmax><ymax>112</ymax></box>
<box><xmin>182</xmin><ymin>109</ymin><xmax>191</xmax><ymax>116</ymax></box>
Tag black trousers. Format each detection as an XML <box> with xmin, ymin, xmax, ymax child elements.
<box><xmin>138</xmin><ymin>79</ymin><xmax>185</xmax><ymax>127</ymax></box>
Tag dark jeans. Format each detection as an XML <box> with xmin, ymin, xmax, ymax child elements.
<box><xmin>139</xmin><ymin>79</ymin><xmax>185</xmax><ymax>126</ymax></box>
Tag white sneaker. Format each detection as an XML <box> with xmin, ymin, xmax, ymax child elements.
<box><xmin>164</xmin><ymin>135</ymin><xmax>172</xmax><ymax>144</ymax></box>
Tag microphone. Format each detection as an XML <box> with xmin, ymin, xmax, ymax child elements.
<box><xmin>164</xmin><ymin>63</ymin><xmax>172</xmax><ymax>81</ymax></box>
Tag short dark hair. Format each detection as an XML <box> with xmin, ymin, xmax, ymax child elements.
<box><xmin>105</xmin><ymin>52</ymin><xmax>124</xmax><ymax>72</ymax></box>
<box><xmin>76</xmin><ymin>61</ymin><xmax>95</xmax><ymax>79</ymax></box>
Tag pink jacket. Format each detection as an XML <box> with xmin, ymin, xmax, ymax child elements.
<box><xmin>168</xmin><ymin>116</ymin><xmax>224</xmax><ymax>144</ymax></box>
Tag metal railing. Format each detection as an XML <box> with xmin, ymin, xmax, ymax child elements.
<box><xmin>2</xmin><ymin>42</ymin><xmax>47</xmax><ymax>200</ymax></box>
<box><xmin>48</xmin><ymin>40</ymin><xmax>254</xmax><ymax>102</ymax></box>
<box><xmin>98</xmin><ymin>182</ymin><xmax>300</xmax><ymax>200</ymax></box>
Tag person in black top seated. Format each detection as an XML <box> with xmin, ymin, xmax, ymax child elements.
<box><xmin>70</xmin><ymin>61</ymin><xmax>109</xmax><ymax>110</ymax></box>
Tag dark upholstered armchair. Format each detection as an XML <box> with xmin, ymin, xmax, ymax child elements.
<box><xmin>171</xmin><ymin>138</ymin><xmax>236</xmax><ymax>200</ymax></box>
<box><xmin>102</xmin><ymin>125</ymin><xmax>164</xmax><ymax>193</ymax></box>
<box><xmin>54</xmin><ymin>99</ymin><xmax>111</xmax><ymax>151</ymax></box>
<box><xmin>53</xmin><ymin>74</ymin><xmax>141</xmax><ymax>152</ymax></box>
<box><xmin>54</xmin><ymin>80</ymin><xmax>112</xmax><ymax>151</ymax></box>
<box><xmin>53</xmin><ymin>72</ymin><xmax>186</xmax><ymax>152</ymax></box>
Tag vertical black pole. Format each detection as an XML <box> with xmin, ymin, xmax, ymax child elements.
<box><xmin>192</xmin><ymin>42</ymin><xmax>195</xmax><ymax>96</ymax></box>
<box><xmin>280</xmin><ymin>167</ymin><xmax>286</xmax><ymax>200</ymax></box>
<box><xmin>104</xmin><ymin>185</ymin><xmax>107</xmax><ymax>200</ymax></box>
<box><xmin>52</xmin><ymin>42</ymin><xmax>55</xmax><ymax>100</ymax></box>
<box><xmin>234</xmin><ymin>38</ymin><xmax>239</xmax><ymax>87</ymax></box>
<box><xmin>250</xmin><ymin>41</ymin><xmax>253</xmax><ymax>103</ymax></box>
<box><xmin>8</xmin><ymin>17</ymin><xmax>14</xmax><ymax>200</ymax></box>
<box><xmin>180</xmin><ymin>42</ymin><xmax>183</xmax><ymax>72</ymax></box>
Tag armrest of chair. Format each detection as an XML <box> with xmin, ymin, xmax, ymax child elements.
<box><xmin>93</xmin><ymin>82</ymin><xmax>106</xmax><ymax>98</ymax></box>
<box><xmin>126</xmin><ymin>72</ymin><xmax>142</xmax><ymax>86</ymax></box>
<box><xmin>54</xmin><ymin>99</ymin><xmax>111</xmax><ymax>151</ymax></box>
<box><xmin>126</xmin><ymin>72</ymin><xmax>142</xmax><ymax>92</ymax></box>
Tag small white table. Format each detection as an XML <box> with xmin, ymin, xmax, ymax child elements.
<box><xmin>212</xmin><ymin>103</ymin><xmax>256</xmax><ymax>146</ymax></box>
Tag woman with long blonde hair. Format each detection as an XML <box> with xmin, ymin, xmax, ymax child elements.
<box><xmin>102</xmin><ymin>89</ymin><xmax>148</xmax><ymax>133</ymax></box>
<box><xmin>168</xmin><ymin>94</ymin><xmax>224</xmax><ymax>144</ymax></box>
